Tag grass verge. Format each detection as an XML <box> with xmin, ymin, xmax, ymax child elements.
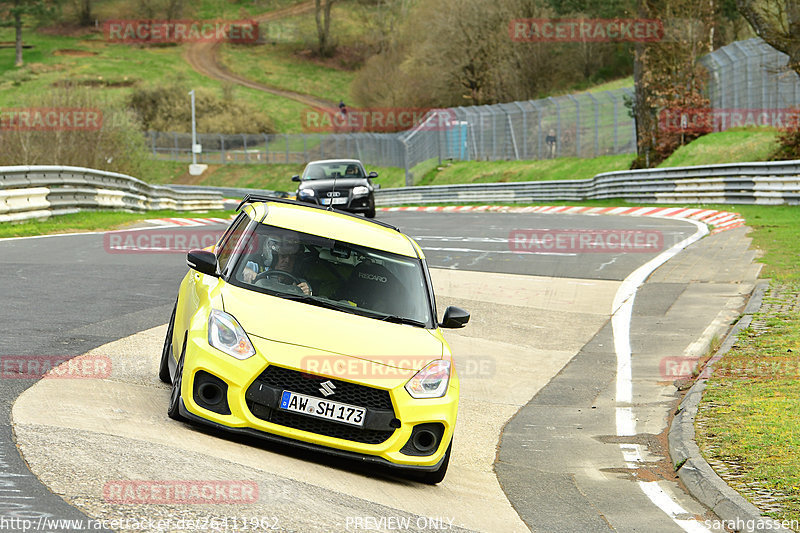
<box><xmin>0</xmin><ymin>209</ymin><xmax>231</xmax><ymax>239</ymax></box>
<box><xmin>696</xmin><ymin>281</ymin><xmax>800</xmax><ymax>524</ymax></box>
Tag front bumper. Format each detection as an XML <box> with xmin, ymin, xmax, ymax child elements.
<box><xmin>178</xmin><ymin>333</ymin><xmax>458</xmax><ymax>469</ymax></box>
<box><xmin>296</xmin><ymin>194</ymin><xmax>373</xmax><ymax>213</ymax></box>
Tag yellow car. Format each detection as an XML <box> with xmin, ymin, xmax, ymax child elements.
<box><xmin>159</xmin><ymin>195</ymin><xmax>469</xmax><ymax>483</ymax></box>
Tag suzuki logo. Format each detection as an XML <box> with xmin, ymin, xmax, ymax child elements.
<box><xmin>319</xmin><ymin>380</ymin><xmax>336</xmax><ymax>397</ymax></box>
<box><xmin>326</xmin><ymin>191</ymin><xmax>341</xmax><ymax>197</ymax></box>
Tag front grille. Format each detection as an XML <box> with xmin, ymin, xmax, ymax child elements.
<box><xmin>257</xmin><ymin>365</ymin><xmax>394</xmax><ymax>410</ymax></box>
<box><xmin>245</xmin><ymin>365</ymin><xmax>397</xmax><ymax>445</ymax></box>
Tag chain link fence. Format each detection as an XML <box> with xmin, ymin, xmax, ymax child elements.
<box><xmin>700</xmin><ymin>37</ymin><xmax>800</xmax><ymax>113</ymax></box>
<box><xmin>147</xmin><ymin>38</ymin><xmax>799</xmax><ymax>184</ymax></box>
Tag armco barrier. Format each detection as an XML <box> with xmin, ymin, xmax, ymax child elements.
<box><xmin>0</xmin><ymin>166</ymin><xmax>224</xmax><ymax>223</ymax></box>
<box><xmin>374</xmin><ymin>160</ymin><xmax>800</xmax><ymax>206</ymax></box>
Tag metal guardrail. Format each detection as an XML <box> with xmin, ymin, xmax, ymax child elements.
<box><xmin>374</xmin><ymin>160</ymin><xmax>800</xmax><ymax>206</ymax></box>
<box><xmin>0</xmin><ymin>166</ymin><xmax>224</xmax><ymax>223</ymax></box>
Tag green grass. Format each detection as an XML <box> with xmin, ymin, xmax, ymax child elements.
<box><xmin>0</xmin><ymin>209</ymin><xmax>231</xmax><ymax>239</ymax></box>
<box><xmin>659</xmin><ymin>129</ymin><xmax>783</xmax><ymax>168</ymax></box>
<box><xmin>416</xmin><ymin>155</ymin><xmax>635</xmax><ymax>186</ymax></box>
<box><xmin>697</xmin><ymin>281</ymin><xmax>800</xmax><ymax>524</ymax></box>
<box><xmin>138</xmin><ymin>160</ymin><xmax>407</xmax><ymax>191</ymax></box>
<box><xmin>218</xmin><ymin>42</ymin><xmax>356</xmax><ymax>105</ymax></box>
<box><xmin>0</xmin><ymin>26</ymin><xmax>310</xmax><ymax>132</ymax></box>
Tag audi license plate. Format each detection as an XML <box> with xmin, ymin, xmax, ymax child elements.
<box><xmin>321</xmin><ymin>198</ymin><xmax>348</xmax><ymax>205</ymax></box>
<box><xmin>279</xmin><ymin>391</ymin><xmax>366</xmax><ymax>427</ymax></box>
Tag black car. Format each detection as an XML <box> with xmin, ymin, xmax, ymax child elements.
<box><xmin>292</xmin><ymin>159</ymin><xmax>378</xmax><ymax>218</ymax></box>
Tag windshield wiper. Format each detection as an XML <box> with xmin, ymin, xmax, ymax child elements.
<box><xmin>279</xmin><ymin>293</ymin><xmax>360</xmax><ymax>314</ymax></box>
<box><xmin>363</xmin><ymin>312</ymin><xmax>427</xmax><ymax>328</ymax></box>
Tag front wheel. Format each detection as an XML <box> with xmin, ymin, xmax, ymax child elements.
<box><xmin>364</xmin><ymin>196</ymin><xmax>376</xmax><ymax>218</ymax></box>
<box><xmin>418</xmin><ymin>439</ymin><xmax>452</xmax><ymax>485</ymax></box>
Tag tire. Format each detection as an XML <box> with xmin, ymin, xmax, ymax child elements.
<box><xmin>158</xmin><ymin>303</ymin><xmax>177</xmax><ymax>384</ymax></box>
<box><xmin>167</xmin><ymin>341</ymin><xmax>186</xmax><ymax>421</ymax></box>
<box><xmin>365</xmin><ymin>196</ymin><xmax>376</xmax><ymax>218</ymax></box>
<box><xmin>418</xmin><ymin>439</ymin><xmax>452</xmax><ymax>485</ymax></box>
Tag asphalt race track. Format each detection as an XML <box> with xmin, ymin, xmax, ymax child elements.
<box><xmin>0</xmin><ymin>211</ymin><xmax>759</xmax><ymax>532</ymax></box>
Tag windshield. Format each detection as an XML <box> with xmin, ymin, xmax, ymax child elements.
<box><xmin>302</xmin><ymin>162</ymin><xmax>365</xmax><ymax>180</ymax></box>
<box><xmin>229</xmin><ymin>224</ymin><xmax>432</xmax><ymax>327</ymax></box>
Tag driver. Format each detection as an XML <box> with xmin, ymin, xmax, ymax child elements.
<box><xmin>242</xmin><ymin>234</ymin><xmax>312</xmax><ymax>296</ymax></box>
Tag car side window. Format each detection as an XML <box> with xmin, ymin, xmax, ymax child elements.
<box><xmin>216</xmin><ymin>214</ymin><xmax>249</xmax><ymax>274</ymax></box>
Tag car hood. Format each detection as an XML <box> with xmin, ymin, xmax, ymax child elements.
<box><xmin>298</xmin><ymin>178</ymin><xmax>367</xmax><ymax>190</ymax></box>
<box><xmin>221</xmin><ymin>284</ymin><xmax>444</xmax><ymax>371</ymax></box>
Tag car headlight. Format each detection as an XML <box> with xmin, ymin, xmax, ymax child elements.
<box><xmin>352</xmin><ymin>186</ymin><xmax>369</xmax><ymax>196</ymax></box>
<box><xmin>405</xmin><ymin>360</ymin><xmax>450</xmax><ymax>398</ymax></box>
<box><xmin>298</xmin><ymin>189</ymin><xmax>315</xmax><ymax>197</ymax></box>
<box><xmin>208</xmin><ymin>309</ymin><xmax>255</xmax><ymax>360</ymax></box>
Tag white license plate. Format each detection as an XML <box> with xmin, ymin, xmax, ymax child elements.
<box><xmin>279</xmin><ymin>390</ymin><xmax>366</xmax><ymax>427</ymax></box>
<box><xmin>321</xmin><ymin>197</ymin><xmax>348</xmax><ymax>205</ymax></box>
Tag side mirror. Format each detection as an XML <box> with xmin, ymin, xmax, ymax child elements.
<box><xmin>368</xmin><ymin>171</ymin><xmax>379</xmax><ymax>178</ymax></box>
<box><xmin>291</xmin><ymin>175</ymin><xmax>301</xmax><ymax>182</ymax></box>
<box><xmin>439</xmin><ymin>306</ymin><xmax>470</xmax><ymax>328</ymax></box>
<box><xmin>187</xmin><ymin>249</ymin><xmax>218</xmax><ymax>277</ymax></box>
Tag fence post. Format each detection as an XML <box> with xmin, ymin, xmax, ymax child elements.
<box><xmin>402</xmin><ymin>139</ymin><xmax>412</xmax><ymax>187</ymax></box>
<box><xmin>285</xmin><ymin>135</ymin><xmax>290</xmax><ymax>163</ymax></box>
<box><xmin>243</xmin><ymin>134</ymin><xmax>249</xmax><ymax>163</ymax></box>
<box><xmin>587</xmin><ymin>92</ymin><xmax>600</xmax><ymax>157</ymax></box>
<box><xmin>220</xmin><ymin>134</ymin><xmax>225</xmax><ymax>164</ymax></box>
<box><xmin>567</xmin><ymin>94</ymin><xmax>580</xmax><ymax>157</ymax></box>
<box><xmin>262</xmin><ymin>134</ymin><xmax>269</xmax><ymax>163</ymax></box>
<box><xmin>607</xmin><ymin>91</ymin><xmax>619</xmax><ymax>154</ymax></box>
<box><xmin>514</xmin><ymin>102</ymin><xmax>527</xmax><ymax>160</ymax></box>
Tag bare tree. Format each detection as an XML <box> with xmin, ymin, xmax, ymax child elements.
<box><xmin>737</xmin><ymin>0</ymin><xmax>800</xmax><ymax>75</ymax></box>
<box><xmin>632</xmin><ymin>0</ymin><xmax>714</xmax><ymax>167</ymax></box>
<box><xmin>314</xmin><ymin>0</ymin><xmax>337</xmax><ymax>57</ymax></box>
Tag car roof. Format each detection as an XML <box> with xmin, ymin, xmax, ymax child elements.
<box><xmin>244</xmin><ymin>199</ymin><xmax>421</xmax><ymax>259</ymax></box>
<box><xmin>304</xmin><ymin>159</ymin><xmax>363</xmax><ymax>166</ymax></box>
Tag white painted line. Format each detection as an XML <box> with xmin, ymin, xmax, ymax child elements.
<box><xmin>421</xmin><ymin>246</ymin><xmax>576</xmax><ymax>256</ymax></box>
<box><xmin>612</xmin><ymin>217</ymin><xmax>712</xmax><ymax>533</ymax></box>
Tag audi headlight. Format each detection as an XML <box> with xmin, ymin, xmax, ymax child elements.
<box><xmin>352</xmin><ymin>186</ymin><xmax>369</xmax><ymax>196</ymax></box>
<box><xmin>208</xmin><ymin>309</ymin><xmax>255</xmax><ymax>360</ymax></box>
<box><xmin>405</xmin><ymin>360</ymin><xmax>450</xmax><ymax>398</ymax></box>
<box><xmin>298</xmin><ymin>188</ymin><xmax>315</xmax><ymax>197</ymax></box>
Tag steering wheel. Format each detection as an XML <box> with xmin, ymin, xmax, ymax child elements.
<box><xmin>254</xmin><ymin>269</ymin><xmax>301</xmax><ymax>285</ymax></box>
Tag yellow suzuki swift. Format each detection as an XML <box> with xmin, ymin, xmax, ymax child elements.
<box><xmin>159</xmin><ymin>196</ymin><xmax>469</xmax><ymax>484</ymax></box>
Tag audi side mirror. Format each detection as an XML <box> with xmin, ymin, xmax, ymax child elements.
<box><xmin>291</xmin><ymin>175</ymin><xmax>301</xmax><ymax>182</ymax></box>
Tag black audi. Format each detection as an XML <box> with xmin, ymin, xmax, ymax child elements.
<box><xmin>292</xmin><ymin>159</ymin><xmax>379</xmax><ymax>218</ymax></box>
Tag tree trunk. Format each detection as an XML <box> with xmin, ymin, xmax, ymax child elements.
<box><xmin>14</xmin><ymin>12</ymin><xmax>23</xmax><ymax>67</ymax></box>
<box><xmin>78</xmin><ymin>0</ymin><xmax>93</xmax><ymax>26</ymax></box>
<box><xmin>315</xmin><ymin>0</ymin><xmax>336</xmax><ymax>57</ymax></box>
